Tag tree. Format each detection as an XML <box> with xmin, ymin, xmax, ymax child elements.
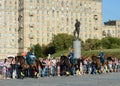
<box><xmin>85</xmin><ymin>39</ymin><xmax>101</xmax><ymax>50</ymax></box>
<box><xmin>46</xmin><ymin>43</ymin><xmax>56</xmax><ymax>54</ymax></box>
<box><xmin>32</xmin><ymin>43</ymin><xmax>44</xmax><ymax>58</ymax></box>
<box><xmin>101</xmin><ymin>37</ymin><xmax>120</xmax><ymax>49</ymax></box>
<box><xmin>30</xmin><ymin>33</ymin><xmax>73</xmax><ymax>58</ymax></box>
<box><xmin>51</xmin><ymin>33</ymin><xmax>74</xmax><ymax>52</ymax></box>
<box><xmin>94</xmin><ymin>39</ymin><xmax>101</xmax><ymax>49</ymax></box>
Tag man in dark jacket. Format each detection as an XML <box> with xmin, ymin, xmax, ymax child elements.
<box><xmin>98</xmin><ymin>50</ymin><xmax>105</xmax><ymax>65</ymax></box>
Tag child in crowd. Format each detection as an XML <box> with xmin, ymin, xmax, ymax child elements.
<box><xmin>80</xmin><ymin>62</ymin><xmax>83</xmax><ymax>75</ymax></box>
<box><xmin>3</xmin><ymin>59</ymin><xmax>7</xmax><ymax>79</ymax></box>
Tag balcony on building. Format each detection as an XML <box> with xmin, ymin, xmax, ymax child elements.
<box><xmin>19</xmin><ymin>12</ymin><xmax>23</xmax><ymax>17</ymax></box>
<box><xmin>29</xmin><ymin>23</ymin><xmax>34</xmax><ymax>28</ymax></box>
<box><xmin>94</xmin><ymin>27</ymin><xmax>98</xmax><ymax>30</ymax></box>
<box><xmin>94</xmin><ymin>15</ymin><xmax>98</xmax><ymax>20</ymax></box>
<box><xmin>29</xmin><ymin>34</ymin><xmax>34</xmax><ymax>39</ymax></box>
<box><xmin>20</xmin><ymin>35</ymin><xmax>23</xmax><ymax>40</ymax></box>
<box><xmin>29</xmin><ymin>12</ymin><xmax>33</xmax><ymax>16</ymax></box>
<box><xmin>18</xmin><ymin>37</ymin><xmax>23</xmax><ymax>43</ymax></box>
<box><xmin>19</xmin><ymin>24</ymin><xmax>23</xmax><ymax>30</ymax></box>
<box><xmin>18</xmin><ymin>28</ymin><xmax>21</xmax><ymax>32</ymax></box>
<box><xmin>19</xmin><ymin>5</ymin><xmax>24</xmax><ymax>11</ymax></box>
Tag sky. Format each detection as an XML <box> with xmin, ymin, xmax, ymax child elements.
<box><xmin>102</xmin><ymin>0</ymin><xmax>120</xmax><ymax>23</ymax></box>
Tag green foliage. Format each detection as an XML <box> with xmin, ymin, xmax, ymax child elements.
<box><xmin>32</xmin><ymin>33</ymin><xmax>73</xmax><ymax>58</ymax></box>
<box><xmin>83</xmin><ymin>39</ymin><xmax>101</xmax><ymax>50</ymax></box>
<box><xmin>46</xmin><ymin>45</ymin><xmax>56</xmax><ymax>54</ymax></box>
<box><xmin>51</xmin><ymin>33</ymin><xmax>74</xmax><ymax>52</ymax></box>
<box><xmin>31</xmin><ymin>35</ymin><xmax>120</xmax><ymax>59</ymax></box>
<box><xmin>42</xmin><ymin>44</ymin><xmax>56</xmax><ymax>56</ymax></box>
<box><xmin>101</xmin><ymin>37</ymin><xmax>120</xmax><ymax>49</ymax></box>
<box><xmin>51</xmin><ymin>49</ymin><xmax>69</xmax><ymax>58</ymax></box>
<box><xmin>33</xmin><ymin>43</ymin><xmax>44</xmax><ymax>58</ymax></box>
<box><xmin>82</xmin><ymin>42</ymin><xmax>90</xmax><ymax>51</ymax></box>
<box><xmin>82</xmin><ymin>49</ymin><xmax>120</xmax><ymax>59</ymax></box>
<box><xmin>82</xmin><ymin>37</ymin><xmax>120</xmax><ymax>50</ymax></box>
<box><xmin>52</xmin><ymin>49</ymin><xmax>120</xmax><ymax>59</ymax></box>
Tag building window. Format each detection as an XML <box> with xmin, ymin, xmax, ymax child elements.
<box><xmin>29</xmin><ymin>6</ymin><xmax>33</xmax><ymax>9</ymax></box>
<box><xmin>80</xmin><ymin>3</ymin><xmax>82</xmax><ymax>6</ymax></box>
<box><xmin>52</xmin><ymin>1</ymin><xmax>54</xmax><ymax>4</ymax></box>
<box><xmin>47</xmin><ymin>0</ymin><xmax>49</xmax><ymax>4</ymax></box>
<box><xmin>107</xmin><ymin>30</ymin><xmax>111</xmax><ymax>36</ymax></box>
<box><xmin>112</xmin><ymin>30</ymin><xmax>114</xmax><ymax>34</ymax></box>
<box><xmin>85</xmin><ymin>34</ymin><xmax>87</xmax><ymax>38</ymax></box>
<box><xmin>37</xmin><ymin>0</ymin><xmax>39</xmax><ymax>3</ymax></box>
<box><xmin>9</xmin><ymin>28</ymin><xmax>12</xmax><ymax>31</ymax></box>
<box><xmin>30</xmin><ymin>0</ymin><xmax>33</xmax><ymax>3</ymax></box>
<box><xmin>61</xmin><ymin>1</ymin><xmax>64</xmax><ymax>6</ymax></box>
<box><xmin>42</xmin><ymin>0</ymin><xmax>44</xmax><ymax>3</ymax></box>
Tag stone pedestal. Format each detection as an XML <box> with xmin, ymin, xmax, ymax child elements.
<box><xmin>73</xmin><ymin>39</ymin><xmax>81</xmax><ymax>59</ymax></box>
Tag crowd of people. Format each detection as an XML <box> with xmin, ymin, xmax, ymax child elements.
<box><xmin>0</xmin><ymin>50</ymin><xmax>120</xmax><ymax>80</ymax></box>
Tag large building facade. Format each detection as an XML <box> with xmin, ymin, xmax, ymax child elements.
<box><xmin>0</xmin><ymin>0</ymin><xmax>102</xmax><ymax>59</ymax></box>
<box><xmin>102</xmin><ymin>20</ymin><xmax>120</xmax><ymax>38</ymax></box>
<box><xmin>0</xmin><ymin>0</ymin><xmax>19</xmax><ymax>59</ymax></box>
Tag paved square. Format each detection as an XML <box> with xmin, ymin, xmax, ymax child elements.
<box><xmin>0</xmin><ymin>73</ymin><xmax>120</xmax><ymax>86</ymax></box>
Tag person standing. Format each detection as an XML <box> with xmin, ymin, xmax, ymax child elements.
<box><xmin>3</xmin><ymin>59</ymin><xmax>7</xmax><ymax>79</ymax></box>
<box><xmin>56</xmin><ymin>58</ymin><xmax>60</xmax><ymax>76</ymax></box>
<box><xmin>11</xmin><ymin>58</ymin><xmax>16</xmax><ymax>79</ymax></box>
<box><xmin>98</xmin><ymin>50</ymin><xmax>105</xmax><ymax>65</ymax></box>
<box><xmin>4</xmin><ymin>58</ymin><xmax>11</xmax><ymax>79</ymax></box>
<box><xmin>26</xmin><ymin>50</ymin><xmax>34</xmax><ymax>78</ymax></box>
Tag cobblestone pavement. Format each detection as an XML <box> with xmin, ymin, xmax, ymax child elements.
<box><xmin>0</xmin><ymin>73</ymin><xmax>120</xmax><ymax>86</ymax></box>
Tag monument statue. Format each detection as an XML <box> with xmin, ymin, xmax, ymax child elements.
<box><xmin>74</xmin><ymin>19</ymin><xmax>81</xmax><ymax>39</ymax></box>
<box><xmin>73</xmin><ymin>19</ymin><xmax>81</xmax><ymax>59</ymax></box>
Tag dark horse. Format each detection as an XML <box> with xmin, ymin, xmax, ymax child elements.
<box><xmin>60</xmin><ymin>55</ymin><xmax>72</xmax><ymax>76</ymax></box>
<box><xmin>91</xmin><ymin>55</ymin><xmax>103</xmax><ymax>74</ymax></box>
<box><xmin>15</xmin><ymin>56</ymin><xmax>30</xmax><ymax>79</ymax></box>
<box><xmin>31</xmin><ymin>58</ymin><xmax>40</xmax><ymax>78</ymax></box>
<box><xmin>15</xmin><ymin>55</ymin><xmax>39</xmax><ymax>78</ymax></box>
<box><xmin>74</xmin><ymin>19</ymin><xmax>81</xmax><ymax>38</ymax></box>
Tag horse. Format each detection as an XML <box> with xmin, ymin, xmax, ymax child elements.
<box><xmin>60</xmin><ymin>55</ymin><xmax>72</xmax><ymax>76</ymax></box>
<box><xmin>15</xmin><ymin>56</ymin><xmax>30</xmax><ymax>79</ymax></box>
<box><xmin>91</xmin><ymin>55</ymin><xmax>103</xmax><ymax>74</ymax></box>
<box><xmin>15</xmin><ymin>56</ymin><xmax>30</xmax><ymax>70</ymax></box>
<box><xmin>31</xmin><ymin>58</ymin><xmax>40</xmax><ymax>78</ymax></box>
